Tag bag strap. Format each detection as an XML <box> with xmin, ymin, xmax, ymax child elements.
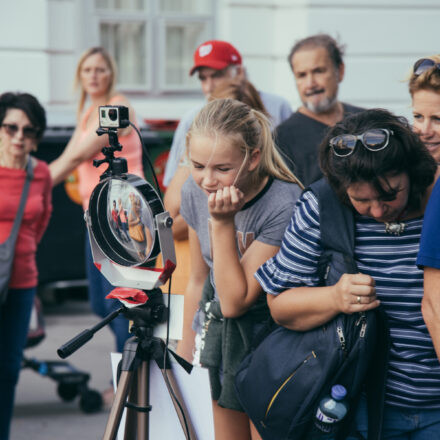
<box><xmin>5</xmin><ymin>158</ymin><xmax>34</xmax><ymax>245</ymax></box>
<box><xmin>309</xmin><ymin>178</ymin><xmax>387</xmax><ymax>440</ymax></box>
<box><xmin>309</xmin><ymin>177</ymin><xmax>356</xmax><ymax>273</ymax></box>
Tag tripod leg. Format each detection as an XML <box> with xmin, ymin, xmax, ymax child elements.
<box><xmin>123</xmin><ymin>373</ymin><xmax>138</xmax><ymax>439</ymax></box>
<box><xmin>136</xmin><ymin>361</ymin><xmax>149</xmax><ymax>439</ymax></box>
<box><xmin>123</xmin><ymin>361</ymin><xmax>150</xmax><ymax>439</ymax></box>
<box><xmin>103</xmin><ymin>370</ymin><xmax>133</xmax><ymax>440</ymax></box>
<box><xmin>160</xmin><ymin>366</ymin><xmax>198</xmax><ymax>440</ymax></box>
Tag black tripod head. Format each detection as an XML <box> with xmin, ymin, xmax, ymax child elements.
<box><xmin>57</xmin><ymin>288</ymin><xmax>167</xmax><ymax>360</ymax></box>
<box><xmin>122</xmin><ymin>289</ymin><xmax>167</xmax><ymax>338</ymax></box>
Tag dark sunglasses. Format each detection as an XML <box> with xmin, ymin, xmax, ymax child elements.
<box><xmin>329</xmin><ymin>128</ymin><xmax>394</xmax><ymax>157</ymax></box>
<box><xmin>1</xmin><ymin>123</ymin><xmax>39</xmax><ymax>140</ymax></box>
<box><xmin>413</xmin><ymin>58</ymin><xmax>440</xmax><ymax>76</ymax></box>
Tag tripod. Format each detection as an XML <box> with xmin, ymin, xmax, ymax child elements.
<box><xmin>104</xmin><ymin>321</ymin><xmax>197</xmax><ymax>439</ymax></box>
<box><xmin>58</xmin><ymin>291</ymin><xmax>197</xmax><ymax>440</ymax></box>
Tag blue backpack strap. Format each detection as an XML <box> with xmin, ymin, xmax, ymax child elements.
<box><xmin>309</xmin><ymin>177</ymin><xmax>387</xmax><ymax>440</ymax></box>
<box><xmin>309</xmin><ymin>178</ymin><xmax>358</xmax><ymax>282</ymax></box>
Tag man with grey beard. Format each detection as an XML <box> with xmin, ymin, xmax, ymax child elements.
<box><xmin>275</xmin><ymin>34</ymin><xmax>363</xmax><ymax>186</ymax></box>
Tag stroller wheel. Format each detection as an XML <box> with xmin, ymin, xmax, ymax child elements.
<box><xmin>79</xmin><ymin>389</ymin><xmax>103</xmax><ymax>413</ymax></box>
<box><xmin>57</xmin><ymin>383</ymin><xmax>79</xmax><ymax>401</ymax></box>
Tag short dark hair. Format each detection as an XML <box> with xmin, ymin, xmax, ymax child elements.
<box><xmin>319</xmin><ymin>108</ymin><xmax>436</xmax><ymax>212</ymax></box>
<box><xmin>0</xmin><ymin>92</ymin><xmax>46</xmax><ymax>141</ymax></box>
<box><xmin>288</xmin><ymin>34</ymin><xmax>345</xmax><ymax>71</ymax></box>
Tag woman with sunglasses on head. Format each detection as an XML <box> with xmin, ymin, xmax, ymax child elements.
<box><xmin>0</xmin><ymin>92</ymin><xmax>52</xmax><ymax>440</ymax></box>
<box><xmin>256</xmin><ymin>108</ymin><xmax>440</xmax><ymax>439</ymax></box>
<box><xmin>49</xmin><ymin>47</ymin><xmax>144</xmax><ymax>357</ymax></box>
<box><xmin>413</xmin><ymin>56</ymin><xmax>440</xmax><ymax>401</ymax></box>
<box><xmin>409</xmin><ymin>56</ymin><xmax>440</xmax><ymax>163</ymax></box>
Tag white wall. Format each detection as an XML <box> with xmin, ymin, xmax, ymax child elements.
<box><xmin>225</xmin><ymin>0</ymin><xmax>440</xmax><ymax>120</ymax></box>
<box><xmin>1</xmin><ymin>0</ymin><xmax>439</xmax><ymax>125</ymax></box>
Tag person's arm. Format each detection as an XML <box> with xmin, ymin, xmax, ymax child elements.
<box><xmin>163</xmin><ymin>165</ymin><xmax>190</xmax><ymax>241</ymax></box>
<box><xmin>35</xmin><ymin>162</ymin><xmax>53</xmax><ymax>243</ymax></box>
<box><xmin>255</xmin><ymin>189</ymin><xmax>378</xmax><ymax>331</ymax></box>
<box><xmin>207</xmin><ymin>185</ymin><xmax>275</xmax><ymax>318</ymax></box>
<box><xmin>49</xmin><ymin>121</ymin><xmax>109</xmax><ymax>186</ymax></box>
<box><xmin>127</xmin><ymin>210</ymin><xmax>138</xmax><ymax>227</ymax></box>
<box><xmin>144</xmin><ymin>223</ymin><xmax>153</xmax><ymax>255</ymax></box>
<box><xmin>422</xmin><ymin>267</ymin><xmax>440</xmax><ymax>362</ymax></box>
<box><xmin>162</xmin><ymin>107</ymin><xmax>200</xmax><ymax>187</ymax></box>
<box><xmin>267</xmin><ymin>273</ymin><xmax>378</xmax><ymax>331</ymax></box>
<box><xmin>49</xmin><ymin>96</ymin><xmax>136</xmax><ymax>186</ymax></box>
<box><xmin>176</xmin><ymin>226</ymin><xmax>209</xmax><ymax>363</ymax></box>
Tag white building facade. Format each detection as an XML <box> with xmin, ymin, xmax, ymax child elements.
<box><xmin>1</xmin><ymin>0</ymin><xmax>439</xmax><ymax>125</ymax></box>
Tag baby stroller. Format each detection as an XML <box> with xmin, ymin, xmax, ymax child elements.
<box><xmin>21</xmin><ymin>296</ymin><xmax>102</xmax><ymax>413</ymax></box>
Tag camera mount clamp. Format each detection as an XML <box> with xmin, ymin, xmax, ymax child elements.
<box><xmin>94</xmin><ymin>127</ymin><xmax>128</xmax><ymax>179</ymax></box>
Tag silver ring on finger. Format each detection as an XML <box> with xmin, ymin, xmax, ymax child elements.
<box><xmin>357</xmin><ymin>296</ymin><xmax>361</xmax><ymax>304</ymax></box>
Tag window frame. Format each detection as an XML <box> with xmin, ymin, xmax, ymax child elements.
<box><xmin>87</xmin><ymin>0</ymin><xmax>215</xmax><ymax>95</ymax></box>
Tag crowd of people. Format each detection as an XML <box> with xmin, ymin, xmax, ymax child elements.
<box><xmin>1</xmin><ymin>32</ymin><xmax>440</xmax><ymax>439</ymax></box>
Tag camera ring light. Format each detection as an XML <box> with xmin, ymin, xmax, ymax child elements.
<box><xmin>88</xmin><ymin>174</ymin><xmax>163</xmax><ymax>267</ymax></box>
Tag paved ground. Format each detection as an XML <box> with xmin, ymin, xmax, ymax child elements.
<box><xmin>11</xmin><ymin>299</ymin><xmax>115</xmax><ymax>440</ymax></box>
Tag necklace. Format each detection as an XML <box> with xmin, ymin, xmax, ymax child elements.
<box><xmin>384</xmin><ymin>221</ymin><xmax>406</xmax><ymax>236</ymax></box>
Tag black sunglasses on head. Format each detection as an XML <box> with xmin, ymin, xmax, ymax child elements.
<box><xmin>413</xmin><ymin>58</ymin><xmax>440</xmax><ymax>76</ymax></box>
<box><xmin>329</xmin><ymin>128</ymin><xmax>394</xmax><ymax>157</ymax></box>
<box><xmin>1</xmin><ymin>123</ymin><xmax>39</xmax><ymax>140</ymax></box>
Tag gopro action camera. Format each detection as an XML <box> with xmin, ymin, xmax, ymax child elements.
<box><xmin>99</xmin><ymin>105</ymin><xmax>129</xmax><ymax>129</ymax></box>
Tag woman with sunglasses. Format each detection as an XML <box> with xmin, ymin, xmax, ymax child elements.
<box><xmin>0</xmin><ymin>92</ymin><xmax>52</xmax><ymax>440</ymax></box>
<box><xmin>256</xmin><ymin>108</ymin><xmax>440</xmax><ymax>438</ymax></box>
<box><xmin>415</xmin><ymin>56</ymin><xmax>440</xmax><ymax>410</ymax></box>
<box><xmin>409</xmin><ymin>55</ymin><xmax>440</xmax><ymax>163</ymax></box>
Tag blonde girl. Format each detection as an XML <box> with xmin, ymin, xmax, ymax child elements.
<box><xmin>177</xmin><ymin>98</ymin><xmax>303</xmax><ymax>439</ymax></box>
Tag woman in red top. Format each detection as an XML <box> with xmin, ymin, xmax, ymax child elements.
<box><xmin>49</xmin><ymin>49</ymin><xmax>144</xmax><ymax>407</ymax></box>
<box><xmin>0</xmin><ymin>92</ymin><xmax>52</xmax><ymax>440</ymax></box>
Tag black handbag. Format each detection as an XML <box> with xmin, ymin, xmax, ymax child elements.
<box><xmin>0</xmin><ymin>159</ymin><xmax>34</xmax><ymax>304</ymax></box>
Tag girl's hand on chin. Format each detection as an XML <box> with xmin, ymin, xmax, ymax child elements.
<box><xmin>208</xmin><ymin>186</ymin><xmax>245</xmax><ymax>221</ymax></box>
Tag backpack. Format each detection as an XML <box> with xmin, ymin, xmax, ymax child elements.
<box><xmin>234</xmin><ymin>178</ymin><xmax>389</xmax><ymax>440</ymax></box>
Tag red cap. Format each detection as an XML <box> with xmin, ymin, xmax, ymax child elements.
<box><xmin>189</xmin><ymin>40</ymin><xmax>242</xmax><ymax>76</ymax></box>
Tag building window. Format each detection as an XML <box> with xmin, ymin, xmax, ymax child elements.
<box><xmin>93</xmin><ymin>0</ymin><xmax>215</xmax><ymax>93</ymax></box>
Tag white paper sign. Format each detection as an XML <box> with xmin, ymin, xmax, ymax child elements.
<box><xmin>154</xmin><ymin>294</ymin><xmax>184</xmax><ymax>341</ymax></box>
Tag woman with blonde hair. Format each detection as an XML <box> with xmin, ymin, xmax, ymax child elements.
<box><xmin>49</xmin><ymin>47</ymin><xmax>144</xmax><ymax>357</ymax></box>
<box><xmin>160</xmin><ymin>79</ymin><xmax>274</xmax><ymax>298</ymax></box>
<box><xmin>408</xmin><ymin>55</ymin><xmax>440</xmax><ymax>163</ymax></box>
<box><xmin>411</xmin><ymin>56</ymin><xmax>440</xmax><ymax>400</ymax></box>
<box><xmin>177</xmin><ymin>98</ymin><xmax>302</xmax><ymax>439</ymax></box>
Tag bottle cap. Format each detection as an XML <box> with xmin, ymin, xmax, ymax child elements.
<box><xmin>331</xmin><ymin>384</ymin><xmax>347</xmax><ymax>400</ymax></box>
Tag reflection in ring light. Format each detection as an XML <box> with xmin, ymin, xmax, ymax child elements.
<box><xmin>88</xmin><ymin>174</ymin><xmax>163</xmax><ymax>267</ymax></box>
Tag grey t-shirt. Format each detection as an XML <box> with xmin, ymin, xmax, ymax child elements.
<box><xmin>180</xmin><ymin>175</ymin><xmax>302</xmax><ymax>298</ymax></box>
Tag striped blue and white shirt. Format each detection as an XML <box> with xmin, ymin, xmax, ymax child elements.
<box><xmin>256</xmin><ymin>190</ymin><xmax>440</xmax><ymax>409</ymax></box>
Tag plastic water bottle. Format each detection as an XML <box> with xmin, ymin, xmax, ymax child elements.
<box><xmin>312</xmin><ymin>384</ymin><xmax>349</xmax><ymax>438</ymax></box>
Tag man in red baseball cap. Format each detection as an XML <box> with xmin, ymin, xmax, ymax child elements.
<box><xmin>163</xmin><ymin>39</ymin><xmax>292</xmax><ymax>187</ymax></box>
<box><xmin>189</xmin><ymin>40</ymin><xmax>244</xmax><ymax>98</ymax></box>
<box><xmin>189</xmin><ymin>40</ymin><xmax>242</xmax><ymax>75</ymax></box>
